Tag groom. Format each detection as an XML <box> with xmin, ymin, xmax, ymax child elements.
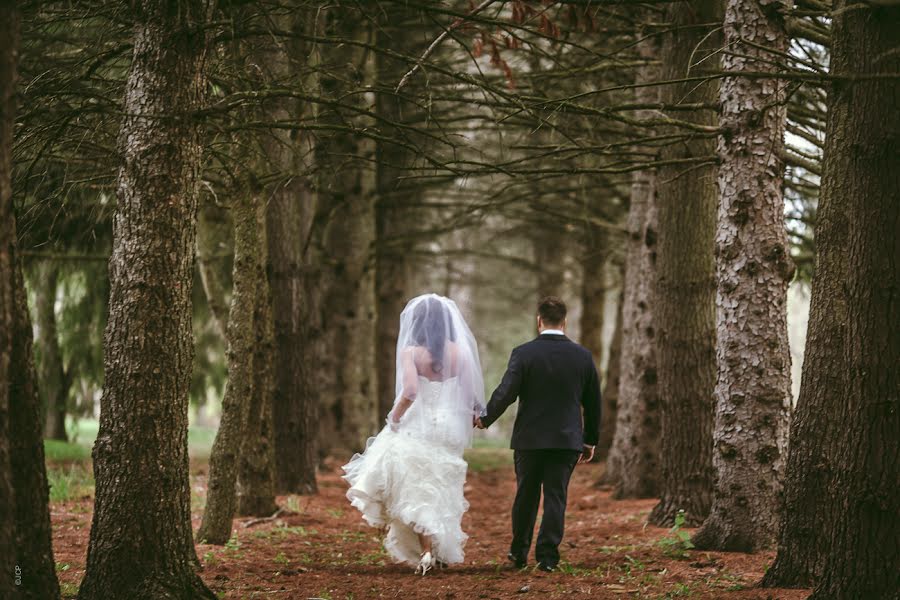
<box><xmin>476</xmin><ymin>296</ymin><xmax>601</xmax><ymax>572</ymax></box>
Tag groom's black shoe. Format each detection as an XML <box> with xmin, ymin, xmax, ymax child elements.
<box><xmin>507</xmin><ymin>552</ymin><xmax>527</xmax><ymax>569</ymax></box>
<box><xmin>537</xmin><ymin>562</ymin><xmax>557</xmax><ymax>573</ymax></box>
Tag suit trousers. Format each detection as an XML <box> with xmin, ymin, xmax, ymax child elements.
<box><xmin>509</xmin><ymin>448</ymin><xmax>580</xmax><ymax>566</ymax></box>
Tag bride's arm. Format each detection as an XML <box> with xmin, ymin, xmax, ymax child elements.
<box><xmin>388</xmin><ymin>348</ymin><xmax>418</xmax><ymax>426</ymax></box>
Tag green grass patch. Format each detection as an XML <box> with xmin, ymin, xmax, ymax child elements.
<box><xmin>62</xmin><ymin>418</ymin><xmax>217</xmax><ymax>459</ymax></box>
<box><xmin>45</xmin><ymin>439</ymin><xmax>91</xmax><ymax>463</ymax></box>
<box><xmin>48</xmin><ymin>463</ymin><xmax>94</xmax><ymax>503</ymax></box>
<box><xmin>464</xmin><ymin>447</ymin><xmax>513</xmax><ymax>472</ymax></box>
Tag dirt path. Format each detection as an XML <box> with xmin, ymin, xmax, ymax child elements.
<box><xmin>52</xmin><ymin>457</ymin><xmax>810</xmax><ymax>599</ymax></box>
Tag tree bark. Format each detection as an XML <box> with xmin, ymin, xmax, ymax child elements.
<box><xmin>799</xmin><ymin>3</ymin><xmax>899</xmax><ymax>597</ymax></box>
<box><xmin>237</xmin><ymin>197</ymin><xmax>278</xmax><ymax>517</ymax></box>
<box><xmin>10</xmin><ymin>258</ymin><xmax>62</xmax><ymax>600</ymax></box>
<box><xmin>761</xmin><ymin>26</ymin><xmax>849</xmax><ymax>595</ymax></box>
<box><xmin>197</xmin><ymin>189</ymin><xmax>261</xmax><ymax>544</ymax></box>
<box><xmin>605</xmin><ymin>35</ymin><xmax>661</xmax><ymax>498</ymax></box>
<box><xmin>316</xmin><ymin>5</ymin><xmax>378</xmax><ymax>457</ymax></box>
<box><xmin>2</xmin><ymin>4</ymin><xmax>61</xmax><ymax>597</ymax></box>
<box><xmin>34</xmin><ymin>261</ymin><xmax>70</xmax><ymax>441</ymax></box>
<box><xmin>648</xmin><ymin>0</ymin><xmax>721</xmax><ymax>528</ymax></box>
<box><xmin>77</xmin><ymin>2</ymin><xmax>215</xmax><ymax>598</ymax></box>
<box><xmin>259</xmin><ymin>9</ymin><xmax>319</xmax><ymax>496</ymax></box>
<box><xmin>0</xmin><ymin>2</ymin><xmax>15</xmax><ymax>592</ymax></box>
<box><xmin>692</xmin><ymin>0</ymin><xmax>793</xmax><ymax>553</ymax></box>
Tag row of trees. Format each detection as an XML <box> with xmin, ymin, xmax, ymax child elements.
<box><xmin>0</xmin><ymin>1</ymin><xmax>896</xmax><ymax>599</ymax></box>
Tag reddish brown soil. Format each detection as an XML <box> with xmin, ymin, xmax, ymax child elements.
<box><xmin>52</xmin><ymin>457</ymin><xmax>811</xmax><ymax>599</ymax></box>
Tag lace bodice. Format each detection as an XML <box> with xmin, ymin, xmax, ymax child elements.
<box><xmin>399</xmin><ymin>376</ymin><xmax>471</xmax><ymax>452</ymax></box>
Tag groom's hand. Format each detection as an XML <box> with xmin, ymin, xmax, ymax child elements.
<box><xmin>473</xmin><ymin>416</ymin><xmax>485</xmax><ymax>429</ymax></box>
<box><xmin>578</xmin><ymin>444</ymin><xmax>595</xmax><ymax>464</ymax></box>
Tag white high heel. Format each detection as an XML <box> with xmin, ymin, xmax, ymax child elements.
<box><xmin>415</xmin><ymin>551</ymin><xmax>435</xmax><ymax>575</ymax></box>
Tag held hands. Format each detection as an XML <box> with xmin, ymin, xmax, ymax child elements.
<box><xmin>473</xmin><ymin>416</ymin><xmax>485</xmax><ymax>429</ymax></box>
<box><xmin>578</xmin><ymin>444</ymin><xmax>595</xmax><ymax>464</ymax></box>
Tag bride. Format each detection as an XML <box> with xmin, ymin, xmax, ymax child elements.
<box><xmin>342</xmin><ymin>294</ymin><xmax>485</xmax><ymax>575</ymax></box>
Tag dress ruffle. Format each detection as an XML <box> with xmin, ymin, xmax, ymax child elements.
<box><xmin>342</xmin><ymin>427</ymin><xmax>470</xmax><ymax>566</ymax></box>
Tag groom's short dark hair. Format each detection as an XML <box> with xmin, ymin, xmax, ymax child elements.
<box><xmin>538</xmin><ymin>296</ymin><xmax>567</xmax><ymax>326</ymax></box>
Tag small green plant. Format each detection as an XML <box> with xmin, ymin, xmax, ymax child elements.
<box><xmin>202</xmin><ymin>550</ymin><xmax>217</xmax><ymax>566</ymax></box>
<box><xmin>224</xmin><ymin>533</ymin><xmax>243</xmax><ymax>557</ymax></box>
<box><xmin>55</xmin><ymin>561</ymin><xmax>71</xmax><ymax>573</ymax></box>
<box><xmin>59</xmin><ymin>582</ymin><xmax>80</xmax><ymax>598</ymax></box>
<box><xmin>327</xmin><ymin>508</ymin><xmax>344</xmax><ymax>518</ymax></box>
<box><xmin>273</xmin><ymin>552</ymin><xmax>290</xmax><ymax>565</ymax></box>
<box><xmin>666</xmin><ymin>582</ymin><xmax>695</xmax><ymax>598</ymax></box>
<box><xmin>658</xmin><ymin>510</ymin><xmax>694</xmax><ymax>559</ymax></box>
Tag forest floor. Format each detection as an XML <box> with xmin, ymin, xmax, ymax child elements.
<box><xmin>50</xmin><ymin>446</ymin><xmax>811</xmax><ymax>600</ymax></box>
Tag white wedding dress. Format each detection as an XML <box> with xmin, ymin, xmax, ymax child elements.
<box><xmin>343</xmin><ymin>375</ymin><xmax>472</xmax><ymax>566</ymax></box>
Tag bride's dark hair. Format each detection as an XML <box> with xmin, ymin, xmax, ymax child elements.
<box><xmin>411</xmin><ymin>296</ymin><xmax>456</xmax><ymax>374</ymax></box>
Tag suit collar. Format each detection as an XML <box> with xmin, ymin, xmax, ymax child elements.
<box><xmin>536</xmin><ymin>333</ymin><xmax>569</xmax><ymax>341</ymax></box>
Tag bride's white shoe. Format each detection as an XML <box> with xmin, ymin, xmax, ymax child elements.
<box><xmin>415</xmin><ymin>551</ymin><xmax>436</xmax><ymax>576</ymax></box>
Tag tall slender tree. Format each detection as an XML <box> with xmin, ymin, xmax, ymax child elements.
<box><xmin>316</xmin><ymin>3</ymin><xmax>378</xmax><ymax>456</ymax></box>
<box><xmin>34</xmin><ymin>262</ymin><xmax>70</xmax><ymax>441</ymax></box>
<box><xmin>374</xmin><ymin>5</ymin><xmax>429</xmax><ymax>420</ymax></box>
<box><xmin>773</xmin><ymin>2</ymin><xmax>899</xmax><ymax>596</ymax></box>
<box><xmin>237</xmin><ymin>196</ymin><xmax>278</xmax><ymax>517</ymax></box>
<box><xmin>77</xmin><ymin>1</ymin><xmax>215</xmax><ymax>597</ymax></box>
<box><xmin>197</xmin><ymin>187</ymin><xmax>263</xmax><ymax>544</ymax></box>
<box><xmin>605</xmin><ymin>33</ymin><xmax>661</xmax><ymax>498</ymax></box>
<box><xmin>693</xmin><ymin>0</ymin><xmax>793</xmax><ymax>552</ymax></box>
<box><xmin>261</xmin><ymin>8</ymin><xmax>319</xmax><ymax>495</ymax></box>
<box><xmin>597</xmin><ymin>289</ymin><xmax>622</xmax><ymax>463</ymax></box>
<box><xmin>649</xmin><ymin>0</ymin><xmax>721</xmax><ymax>527</ymax></box>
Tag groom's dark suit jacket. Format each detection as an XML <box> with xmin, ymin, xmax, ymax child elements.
<box><xmin>481</xmin><ymin>333</ymin><xmax>601</xmax><ymax>451</ymax></box>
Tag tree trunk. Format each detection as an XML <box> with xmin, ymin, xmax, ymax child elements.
<box><xmin>34</xmin><ymin>261</ymin><xmax>70</xmax><ymax>441</ymax></box>
<box><xmin>534</xmin><ymin>225</ymin><xmax>566</xmax><ymax>300</ymax></box>
<box><xmin>692</xmin><ymin>0</ymin><xmax>793</xmax><ymax>553</ymax></box>
<box><xmin>2</xmin><ymin>4</ymin><xmax>61</xmax><ymax>597</ymax></box>
<box><xmin>761</xmin><ymin>28</ymin><xmax>849</xmax><ymax>596</ymax></box>
<box><xmin>77</xmin><ymin>2</ymin><xmax>215</xmax><ymax>598</ymax></box>
<box><xmin>316</xmin><ymin>5</ymin><xmax>378</xmax><ymax>457</ymax></box>
<box><xmin>10</xmin><ymin>258</ymin><xmax>62</xmax><ymax>600</ymax></box>
<box><xmin>197</xmin><ymin>189</ymin><xmax>261</xmax><ymax>544</ymax></box>
<box><xmin>374</xmin><ymin>9</ymin><xmax>427</xmax><ymax>421</ymax></box>
<box><xmin>237</xmin><ymin>197</ymin><xmax>278</xmax><ymax>517</ymax></box>
<box><xmin>0</xmin><ymin>3</ymin><xmax>15</xmax><ymax>593</ymax></box>
<box><xmin>648</xmin><ymin>0</ymin><xmax>720</xmax><ymax>528</ymax></box>
<box><xmin>605</xmin><ymin>36</ymin><xmax>661</xmax><ymax>498</ymax></box>
<box><xmin>596</xmin><ymin>290</ymin><xmax>622</xmax><ymax>464</ymax></box>
<box><xmin>196</xmin><ymin>201</ymin><xmax>231</xmax><ymax>342</ymax></box>
<box><xmin>267</xmin><ymin>180</ymin><xmax>320</xmax><ymax>495</ymax></box>
<box><xmin>801</xmin><ymin>4</ymin><xmax>899</xmax><ymax>597</ymax></box>
<box><xmin>261</xmin><ymin>9</ymin><xmax>319</xmax><ymax>496</ymax></box>
<box><xmin>580</xmin><ymin>223</ymin><xmax>607</xmax><ymax>460</ymax></box>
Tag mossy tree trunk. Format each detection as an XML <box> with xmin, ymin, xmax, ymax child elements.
<box><xmin>197</xmin><ymin>188</ymin><xmax>262</xmax><ymax>544</ymax></box>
